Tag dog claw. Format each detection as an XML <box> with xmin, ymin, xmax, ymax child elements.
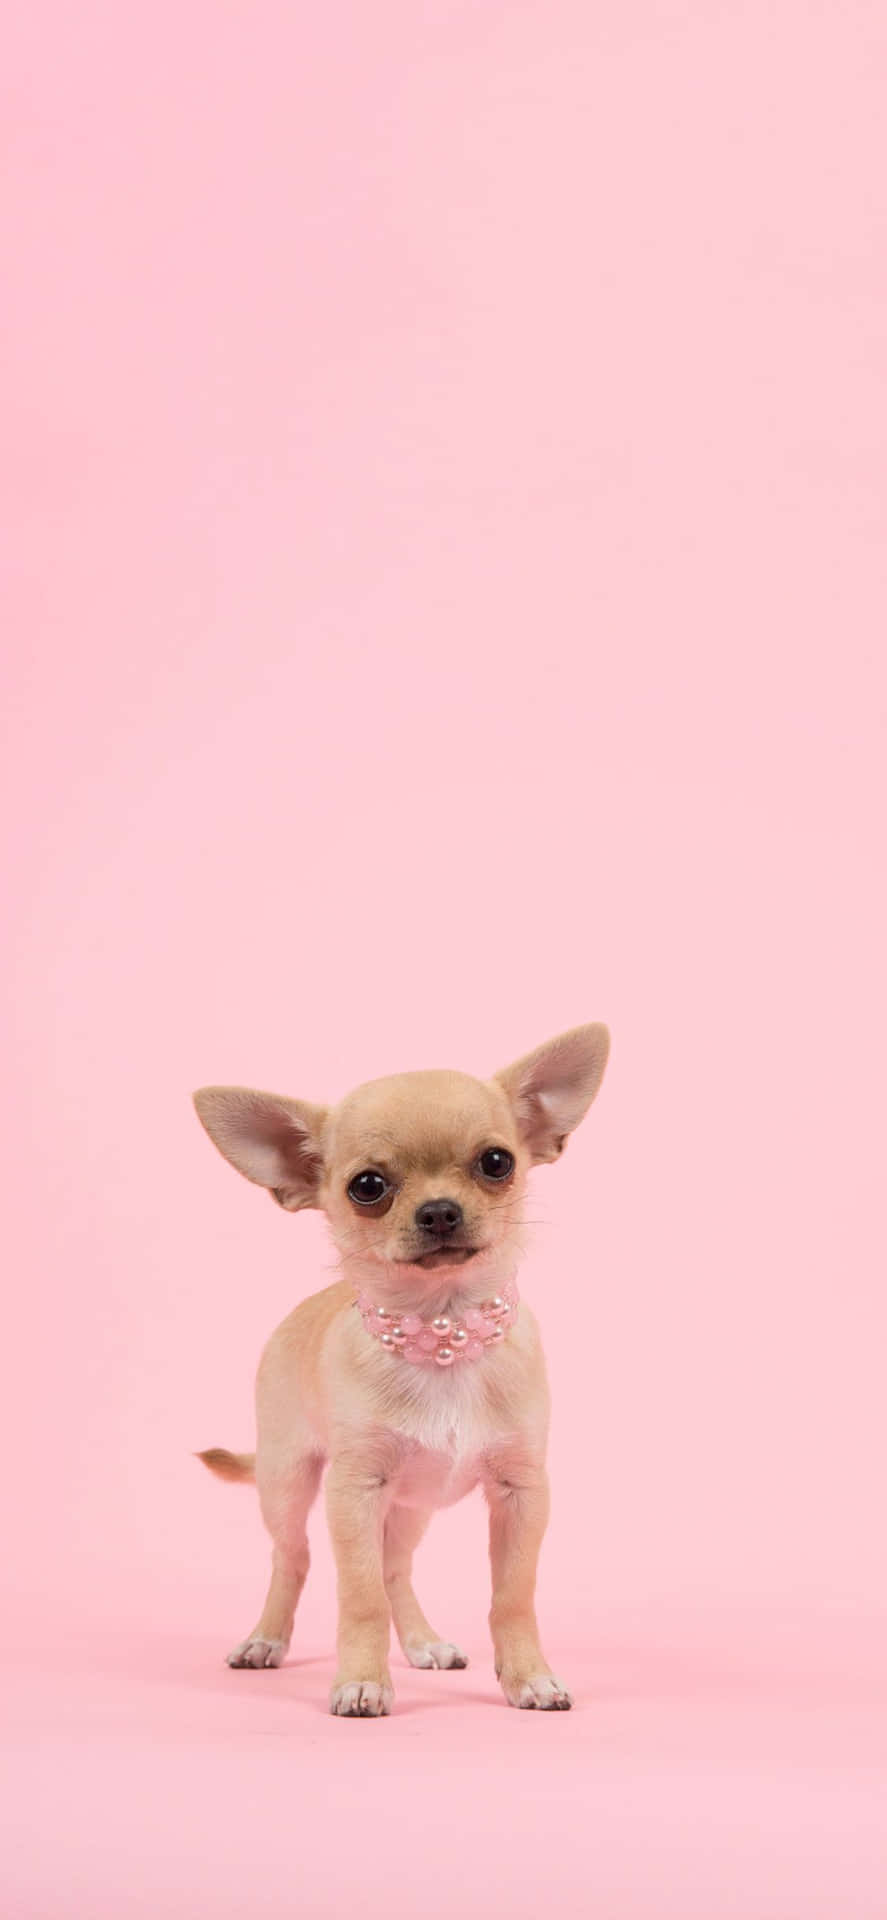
<box><xmin>330</xmin><ymin>1681</ymin><xmax>394</xmax><ymax>1717</ymax></box>
<box><xmin>226</xmin><ymin>1637</ymin><xmax>287</xmax><ymax>1669</ymax></box>
<box><xmin>501</xmin><ymin>1672</ymin><xmax>573</xmax><ymax>1710</ymax></box>
<box><xmin>405</xmin><ymin>1640</ymin><xmax>468</xmax><ymax>1670</ymax></box>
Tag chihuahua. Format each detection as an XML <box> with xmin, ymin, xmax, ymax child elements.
<box><xmin>193</xmin><ymin>1021</ymin><xmax>609</xmax><ymax>1716</ymax></box>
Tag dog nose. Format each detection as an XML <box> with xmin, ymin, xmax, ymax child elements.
<box><xmin>415</xmin><ymin>1198</ymin><xmax>463</xmax><ymax>1236</ymax></box>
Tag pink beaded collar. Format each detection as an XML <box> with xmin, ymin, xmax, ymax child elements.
<box><xmin>354</xmin><ymin>1280</ymin><xmax>520</xmax><ymax>1367</ymax></box>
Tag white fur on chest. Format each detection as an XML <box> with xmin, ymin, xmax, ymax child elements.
<box><xmin>383</xmin><ymin>1363</ymin><xmax>499</xmax><ymax>1510</ymax></box>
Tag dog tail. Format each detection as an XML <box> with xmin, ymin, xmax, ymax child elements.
<box><xmin>195</xmin><ymin>1447</ymin><xmax>256</xmax><ymax>1484</ymax></box>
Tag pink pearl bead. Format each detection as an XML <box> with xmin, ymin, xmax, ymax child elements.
<box><xmin>449</xmin><ymin>1327</ymin><xmax>468</xmax><ymax>1348</ymax></box>
<box><xmin>431</xmin><ymin>1316</ymin><xmax>451</xmax><ymax>1338</ymax></box>
<box><xmin>434</xmin><ymin>1346</ymin><xmax>455</xmax><ymax>1367</ymax></box>
<box><xmin>400</xmin><ymin>1313</ymin><xmax>422</xmax><ymax>1336</ymax></box>
<box><xmin>417</xmin><ymin>1329</ymin><xmax>438</xmax><ymax>1352</ymax></box>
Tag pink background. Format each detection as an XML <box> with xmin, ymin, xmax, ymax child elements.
<box><xmin>2</xmin><ymin>2</ymin><xmax>885</xmax><ymax>1915</ymax></box>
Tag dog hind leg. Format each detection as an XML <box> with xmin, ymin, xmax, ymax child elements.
<box><xmin>227</xmin><ymin>1450</ymin><xmax>325</xmax><ymax>1669</ymax></box>
<box><xmin>383</xmin><ymin>1503</ymin><xmax>468</xmax><ymax>1670</ymax></box>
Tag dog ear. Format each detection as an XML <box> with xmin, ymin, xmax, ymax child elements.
<box><xmin>192</xmin><ymin>1086</ymin><xmax>328</xmax><ymax>1211</ymax></box>
<box><xmin>493</xmin><ymin>1024</ymin><xmax>610</xmax><ymax>1165</ymax></box>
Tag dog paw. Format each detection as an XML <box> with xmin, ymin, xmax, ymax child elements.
<box><xmin>501</xmin><ymin>1671</ymin><xmax>573</xmax><ymax>1710</ymax></box>
<box><xmin>405</xmin><ymin>1640</ymin><xmax>468</xmax><ymax>1670</ymax></box>
<box><xmin>330</xmin><ymin>1680</ymin><xmax>394</xmax><ymax>1717</ymax></box>
<box><xmin>226</xmin><ymin>1637</ymin><xmax>287</xmax><ymax>1669</ymax></box>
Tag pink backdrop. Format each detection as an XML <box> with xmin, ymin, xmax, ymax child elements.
<box><xmin>3</xmin><ymin>3</ymin><xmax>885</xmax><ymax>1915</ymax></box>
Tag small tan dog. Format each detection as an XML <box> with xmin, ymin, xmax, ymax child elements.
<box><xmin>194</xmin><ymin>1022</ymin><xmax>609</xmax><ymax>1716</ymax></box>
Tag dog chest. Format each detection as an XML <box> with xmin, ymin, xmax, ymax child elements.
<box><xmin>389</xmin><ymin>1441</ymin><xmax>484</xmax><ymax>1511</ymax></box>
<box><xmin>382</xmin><ymin>1370</ymin><xmax>498</xmax><ymax>1508</ymax></box>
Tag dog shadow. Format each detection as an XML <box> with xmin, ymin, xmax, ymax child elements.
<box><xmin>53</xmin><ymin>1625</ymin><xmax>515</xmax><ymax>1718</ymax></box>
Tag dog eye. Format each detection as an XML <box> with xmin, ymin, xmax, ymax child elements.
<box><xmin>478</xmin><ymin>1148</ymin><xmax>514</xmax><ymax>1180</ymax></box>
<box><xmin>348</xmin><ymin>1170</ymin><xmax>389</xmax><ymax>1205</ymax></box>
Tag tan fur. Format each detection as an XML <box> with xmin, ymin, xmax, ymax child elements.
<box><xmin>196</xmin><ymin>1447</ymin><xmax>256</xmax><ymax>1483</ymax></box>
<box><xmin>193</xmin><ymin>1022</ymin><xmax>609</xmax><ymax>1714</ymax></box>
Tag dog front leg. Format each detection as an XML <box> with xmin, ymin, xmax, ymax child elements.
<box><xmin>326</xmin><ymin>1455</ymin><xmax>394</xmax><ymax>1717</ymax></box>
<box><xmin>485</xmin><ymin>1466</ymin><xmax>572</xmax><ymax>1710</ymax></box>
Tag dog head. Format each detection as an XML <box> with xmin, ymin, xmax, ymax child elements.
<box><xmin>193</xmin><ymin>1023</ymin><xmax>609</xmax><ymax>1284</ymax></box>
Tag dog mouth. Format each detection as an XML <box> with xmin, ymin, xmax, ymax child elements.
<box><xmin>401</xmin><ymin>1244</ymin><xmax>480</xmax><ymax>1271</ymax></box>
